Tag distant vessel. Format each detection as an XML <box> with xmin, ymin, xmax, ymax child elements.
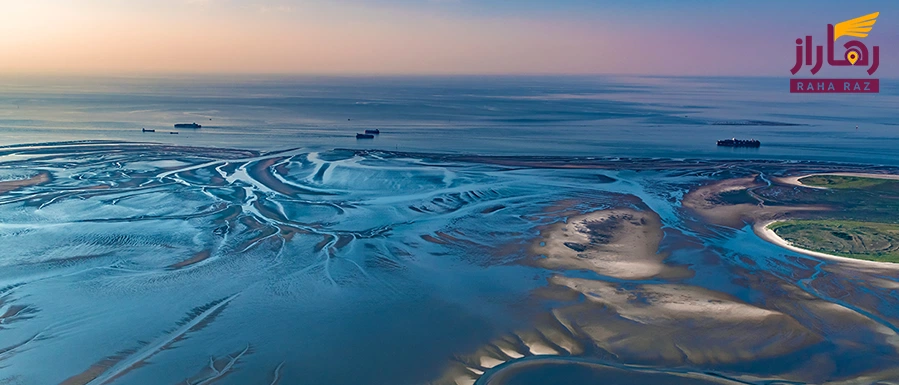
<box><xmin>170</xmin><ymin>132</ymin><xmax>179</xmax><ymax>135</ymax></box>
<box><xmin>174</xmin><ymin>123</ymin><xmax>201</xmax><ymax>129</ymax></box>
<box><xmin>364</xmin><ymin>129</ymin><xmax>380</xmax><ymax>135</ymax></box>
<box><xmin>141</xmin><ymin>128</ymin><xmax>155</xmax><ymax>133</ymax></box>
<box><xmin>717</xmin><ymin>138</ymin><xmax>760</xmax><ymax>147</ymax></box>
<box><xmin>356</xmin><ymin>133</ymin><xmax>375</xmax><ymax>139</ymax></box>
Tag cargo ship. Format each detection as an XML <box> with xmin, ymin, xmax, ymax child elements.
<box><xmin>364</xmin><ymin>129</ymin><xmax>380</xmax><ymax>134</ymax></box>
<box><xmin>717</xmin><ymin>138</ymin><xmax>760</xmax><ymax>147</ymax></box>
<box><xmin>174</xmin><ymin>123</ymin><xmax>202</xmax><ymax>129</ymax></box>
<box><xmin>356</xmin><ymin>133</ymin><xmax>375</xmax><ymax>139</ymax></box>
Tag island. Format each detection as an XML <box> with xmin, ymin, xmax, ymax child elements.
<box><xmin>763</xmin><ymin>174</ymin><xmax>899</xmax><ymax>263</ymax></box>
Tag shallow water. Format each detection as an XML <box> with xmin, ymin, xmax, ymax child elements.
<box><xmin>1</xmin><ymin>142</ymin><xmax>898</xmax><ymax>384</ymax></box>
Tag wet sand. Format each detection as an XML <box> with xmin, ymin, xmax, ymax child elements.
<box><xmin>168</xmin><ymin>250</ymin><xmax>213</xmax><ymax>270</ymax></box>
<box><xmin>0</xmin><ymin>172</ymin><xmax>49</xmax><ymax>194</ymax></box>
<box><xmin>549</xmin><ymin>276</ymin><xmax>821</xmax><ymax>363</ymax></box>
<box><xmin>442</xmin><ymin>169</ymin><xmax>899</xmax><ymax>384</ymax></box>
<box><xmin>6</xmin><ymin>142</ymin><xmax>899</xmax><ymax>385</ymax></box>
<box><xmin>440</xmin><ymin>197</ymin><xmax>827</xmax><ymax>383</ymax></box>
<box><xmin>682</xmin><ymin>175</ymin><xmax>829</xmax><ymax>228</ymax></box>
<box><xmin>681</xmin><ymin>175</ymin><xmax>766</xmax><ymax>227</ymax></box>
<box><xmin>476</xmin><ymin>357</ymin><xmax>745</xmax><ymax>385</ymax></box>
<box><xmin>531</xmin><ymin>207</ymin><xmax>690</xmax><ymax>280</ymax></box>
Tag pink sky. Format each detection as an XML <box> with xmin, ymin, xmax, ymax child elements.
<box><xmin>1</xmin><ymin>1</ymin><xmax>894</xmax><ymax>76</ymax></box>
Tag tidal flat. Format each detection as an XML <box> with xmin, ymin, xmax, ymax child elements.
<box><xmin>1</xmin><ymin>142</ymin><xmax>899</xmax><ymax>384</ymax></box>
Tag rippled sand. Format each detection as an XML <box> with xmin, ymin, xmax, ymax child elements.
<box><xmin>531</xmin><ymin>208</ymin><xmax>690</xmax><ymax>280</ymax></box>
<box><xmin>1</xmin><ymin>142</ymin><xmax>899</xmax><ymax>384</ymax></box>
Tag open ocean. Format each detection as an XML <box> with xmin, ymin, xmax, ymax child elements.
<box><xmin>1</xmin><ymin>75</ymin><xmax>897</xmax><ymax>164</ymax></box>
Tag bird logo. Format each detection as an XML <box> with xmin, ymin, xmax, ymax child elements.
<box><xmin>833</xmin><ymin>12</ymin><xmax>879</xmax><ymax>41</ymax></box>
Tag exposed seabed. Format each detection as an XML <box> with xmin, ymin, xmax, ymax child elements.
<box><xmin>0</xmin><ymin>141</ymin><xmax>898</xmax><ymax>384</ymax></box>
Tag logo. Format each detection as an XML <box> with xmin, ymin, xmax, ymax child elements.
<box><xmin>790</xmin><ymin>12</ymin><xmax>880</xmax><ymax>93</ymax></box>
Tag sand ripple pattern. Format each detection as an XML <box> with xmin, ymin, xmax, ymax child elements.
<box><xmin>0</xmin><ymin>142</ymin><xmax>897</xmax><ymax>384</ymax></box>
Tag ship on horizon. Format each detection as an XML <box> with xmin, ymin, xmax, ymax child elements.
<box><xmin>174</xmin><ymin>123</ymin><xmax>202</xmax><ymax>129</ymax></box>
<box><xmin>717</xmin><ymin>138</ymin><xmax>761</xmax><ymax>148</ymax></box>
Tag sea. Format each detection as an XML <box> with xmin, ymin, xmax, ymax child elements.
<box><xmin>1</xmin><ymin>75</ymin><xmax>897</xmax><ymax>165</ymax></box>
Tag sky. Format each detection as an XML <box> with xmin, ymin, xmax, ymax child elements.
<box><xmin>0</xmin><ymin>0</ymin><xmax>896</xmax><ymax>76</ymax></box>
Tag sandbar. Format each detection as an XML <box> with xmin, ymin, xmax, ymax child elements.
<box><xmin>0</xmin><ymin>172</ymin><xmax>50</xmax><ymax>194</ymax></box>
<box><xmin>531</xmin><ymin>207</ymin><xmax>688</xmax><ymax>280</ymax></box>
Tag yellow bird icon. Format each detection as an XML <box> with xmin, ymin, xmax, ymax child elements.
<box><xmin>833</xmin><ymin>12</ymin><xmax>879</xmax><ymax>41</ymax></box>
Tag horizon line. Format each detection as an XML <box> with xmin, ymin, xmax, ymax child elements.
<box><xmin>2</xmin><ymin>72</ymin><xmax>891</xmax><ymax>80</ymax></box>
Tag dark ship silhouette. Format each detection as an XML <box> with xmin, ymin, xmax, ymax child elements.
<box><xmin>717</xmin><ymin>138</ymin><xmax>760</xmax><ymax>147</ymax></box>
<box><xmin>174</xmin><ymin>123</ymin><xmax>202</xmax><ymax>129</ymax></box>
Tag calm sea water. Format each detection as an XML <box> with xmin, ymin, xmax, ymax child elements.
<box><xmin>1</xmin><ymin>75</ymin><xmax>897</xmax><ymax>164</ymax></box>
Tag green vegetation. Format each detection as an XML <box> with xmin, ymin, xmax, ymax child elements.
<box><xmin>747</xmin><ymin>173</ymin><xmax>899</xmax><ymax>262</ymax></box>
<box><xmin>759</xmin><ymin>174</ymin><xmax>899</xmax><ymax>225</ymax></box>
<box><xmin>799</xmin><ymin>175</ymin><xmax>897</xmax><ymax>190</ymax></box>
<box><xmin>762</xmin><ymin>174</ymin><xmax>899</xmax><ymax>263</ymax></box>
<box><xmin>769</xmin><ymin>220</ymin><xmax>899</xmax><ymax>263</ymax></box>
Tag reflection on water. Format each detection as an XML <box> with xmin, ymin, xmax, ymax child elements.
<box><xmin>0</xmin><ymin>75</ymin><xmax>898</xmax><ymax>165</ymax></box>
<box><xmin>0</xmin><ymin>142</ymin><xmax>898</xmax><ymax>384</ymax></box>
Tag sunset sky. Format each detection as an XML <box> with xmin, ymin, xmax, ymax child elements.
<box><xmin>2</xmin><ymin>0</ymin><xmax>896</xmax><ymax>76</ymax></box>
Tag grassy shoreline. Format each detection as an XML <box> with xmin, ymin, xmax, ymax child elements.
<box><xmin>799</xmin><ymin>174</ymin><xmax>899</xmax><ymax>189</ymax></box>
<box><xmin>768</xmin><ymin>220</ymin><xmax>899</xmax><ymax>263</ymax></box>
